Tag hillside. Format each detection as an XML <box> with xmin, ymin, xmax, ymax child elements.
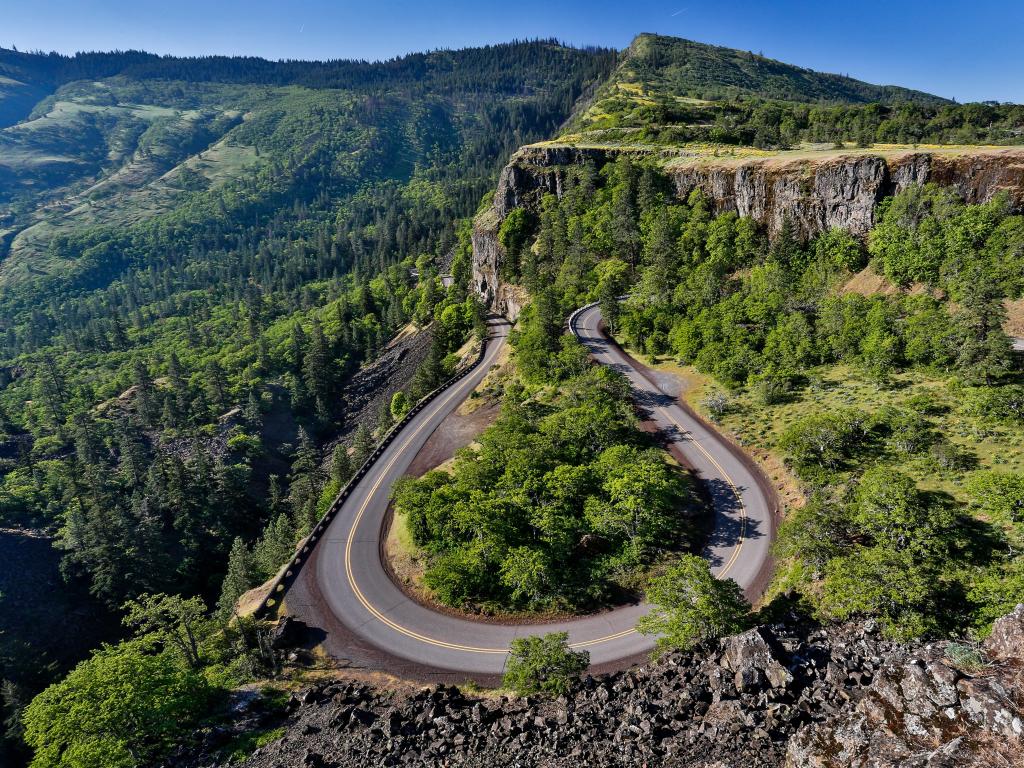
<box><xmin>604</xmin><ymin>33</ymin><xmax>948</xmax><ymax>105</ymax></box>
<box><xmin>0</xmin><ymin>40</ymin><xmax>617</xmax><ymax>766</ymax></box>
<box><xmin>561</xmin><ymin>34</ymin><xmax>1024</xmax><ymax>151</ymax></box>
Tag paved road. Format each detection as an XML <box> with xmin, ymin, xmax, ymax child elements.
<box><xmin>308</xmin><ymin>307</ymin><xmax>775</xmax><ymax>675</ymax></box>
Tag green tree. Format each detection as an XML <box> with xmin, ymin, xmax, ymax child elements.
<box><xmin>390</xmin><ymin>391</ymin><xmax>410</xmax><ymax>422</ymax></box>
<box><xmin>329</xmin><ymin>443</ymin><xmax>353</xmax><ymax>486</ymax></box>
<box><xmin>851</xmin><ymin>468</ymin><xmax>942</xmax><ymax>551</ymax></box>
<box><xmin>216</xmin><ymin>537</ymin><xmax>254</xmax><ymax>622</ymax></box>
<box><xmin>499</xmin><ymin>547</ymin><xmax>550</xmax><ymax>607</ymax></box>
<box><xmin>351</xmin><ymin>424</ymin><xmax>375</xmax><ymax>467</ymax></box>
<box><xmin>778</xmin><ymin>411</ymin><xmax>861</xmax><ymax>472</ymax></box>
<box><xmin>122</xmin><ymin>593</ymin><xmax>209</xmax><ymax>669</ymax></box>
<box><xmin>23</xmin><ymin>641</ymin><xmax>215</xmax><ymax>768</ymax></box>
<box><xmin>502</xmin><ymin>632</ymin><xmax>589</xmax><ymax>696</ymax></box>
<box><xmin>820</xmin><ymin>546</ymin><xmax>933</xmax><ymax>640</ymax></box>
<box><xmin>250</xmin><ymin>514</ymin><xmax>296</xmax><ymax>582</ymax></box>
<box><xmin>637</xmin><ymin>554</ymin><xmax>749</xmax><ymax>651</ymax></box>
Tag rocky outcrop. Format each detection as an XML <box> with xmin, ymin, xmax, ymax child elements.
<box><xmin>166</xmin><ymin>609</ymin><xmax>1024</xmax><ymax>767</ymax></box>
<box><xmin>787</xmin><ymin>605</ymin><xmax>1024</xmax><ymax>767</ymax></box>
<box><xmin>671</xmin><ymin>150</ymin><xmax>1024</xmax><ymax>239</ymax></box>
<box><xmin>172</xmin><ymin>615</ymin><xmax>1021</xmax><ymax>768</ymax></box>
<box><xmin>471</xmin><ymin>144</ymin><xmax>1024</xmax><ymax>314</ymax></box>
<box><xmin>471</xmin><ymin>210</ymin><xmax>529</xmax><ymax>321</ymax></box>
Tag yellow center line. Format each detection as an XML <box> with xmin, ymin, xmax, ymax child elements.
<box><xmin>339</xmin><ymin>315</ymin><xmax>749</xmax><ymax>656</ymax></box>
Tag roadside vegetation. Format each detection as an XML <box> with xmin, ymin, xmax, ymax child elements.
<box><xmin>392</xmin><ymin>327</ymin><xmax>699</xmax><ymax>612</ymax></box>
<box><xmin>501</xmin><ymin>633</ymin><xmax>590</xmax><ymax>697</ymax></box>
<box><xmin>493</xmin><ymin>153</ymin><xmax>1024</xmax><ymax>644</ymax></box>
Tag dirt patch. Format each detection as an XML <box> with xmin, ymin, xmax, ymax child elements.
<box><xmin>456</xmin><ymin>340</ymin><xmax>511</xmax><ymax>416</ymax></box>
<box><xmin>1006</xmin><ymin>297</ymin><xmax>1024</xmax><ymax>338</ymax></box>
<box><xmin>404</xmin><ymin>399</ymin><xmax>500</xmax><ymax>477</ymax></box>
<box><xmin>384</xmin><ymin>512</ymin><xmax>426</xmax><ymax>600</ymax></box>
<box><xmin>841</xmin><ymin>265</ymin><xmax>933</xmax><ymax>297</ymax></box>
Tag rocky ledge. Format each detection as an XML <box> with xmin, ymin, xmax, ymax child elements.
<box><xmin>471</xmin><ymin>145</ymin><xmax>1024</xmax><ymax>319</ymax></box>
<box><xmin>168</xmin><ymin>607</ymin><xmax>1024</xmax><ymax>767</ymax></box>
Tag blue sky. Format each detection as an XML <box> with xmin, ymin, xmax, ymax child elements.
<box><xmin>5</xmin><ymin>0</ymin><xmax>1023</xmax><ymax>103</ymax></box>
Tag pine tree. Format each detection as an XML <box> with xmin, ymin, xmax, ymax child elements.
<box><xmin>203</xmin><ymin>359</ymin><xmax>229</xmax><ymax>414</ymax></box>
<box><xmin>351</xmin><ymin>424</ymin><xmax>375</xmax><ymax>468</ymax></box>
<box><xmin>166</xmin><ymin>352</ymin><xmax>190</xmax><ymax>425</ymax></box>
<box><xmin>303</xmin><ymin>316</ymin><xmax>333</xmax><ymax>418</ymax></box>
<box><xmin>330</xmin><ymin>443</ymin><xmax>352</xmax><ymax>485</ymax></box>
<box><xmin>251</xmin><ymin>514</ymin><xmax>296</xmax><ymax>582</ymax></box>
<box><xmin>216</xmin><ymin>537</ymin><xmax>254</xmax><ymax>621</ymax></box>
<box><xmin>243</xmin><ymin>390</ymin><xmax>263</xmax><ymax>431</ymax></box>
<box><xmin>132</xmin><ymin>359</ymin><xmax>159</xmax><ymax>426</ymax></box>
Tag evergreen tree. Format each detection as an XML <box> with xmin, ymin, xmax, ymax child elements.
<box><xmin>216</xmin><ymin>537</ymin><xmax>254</xmax><ymax>621</ymax></box>
<box><xmin>351</xmin><ymin>424</ymin><xmax>375</xmax><ymax>468</ymax></box>
<box><xmin>330</xmin><ymin>443</ymin><xmax>353</xmax><ymax>486</ymax></box>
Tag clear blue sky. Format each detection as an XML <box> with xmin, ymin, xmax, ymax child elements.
<box><xmin>5</xmin><ymin>0</ymin><xmax>1022</xmax><ymax>103</ymax></box>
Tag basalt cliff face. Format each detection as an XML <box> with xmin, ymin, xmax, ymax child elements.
<box><xmin>472</xmin><ymin>145</ymin><xmax>1024</xmax><ymax>319</ymax></box>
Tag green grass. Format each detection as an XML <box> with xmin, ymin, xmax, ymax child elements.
<box><xmin>220</xmin><ymin>726</ymin><xmax>286</xmax><ymax>763</ymax></box>
<box><xmin>720</xmin><ymin>365</ymin><xmax>1024</xmax><ymax>501</ymax></box>
<box><xmin>631</xmin><ymin>349</ymin><xmax>1024</xmax><ymax>510</ymax></box>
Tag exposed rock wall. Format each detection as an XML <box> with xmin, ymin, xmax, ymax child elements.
<box><xmin>472</xmin><ymin>145</ymin><xmax>1024</xmax><ymax>315</ymax></box>
<box><xmin>672</xmin><ymin>150</ymin><xmax>1024</xmax><ymax>239</ymax></box>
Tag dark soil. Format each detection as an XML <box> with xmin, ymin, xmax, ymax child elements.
<box><xmin>404</xmin><ymin>398</ymin><xmax>500</xmax><ymax>477</ymax></box>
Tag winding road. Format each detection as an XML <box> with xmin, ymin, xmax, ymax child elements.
<box><xmin>296</xmin><ymin>307</ymin><xmax>775</xmax><ymax>676</ymax></box>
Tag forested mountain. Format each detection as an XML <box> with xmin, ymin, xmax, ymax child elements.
<box><xmin>0</xmin><ymin>39</ymin><xmax>616</xmax><ymax>765</ymax></box>
<box><xmin>560</xmin><ymin>33</ymin><xmax>1024</xmax><ymax>149</ymax></box>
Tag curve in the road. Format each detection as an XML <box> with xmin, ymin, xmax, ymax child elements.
<box><xmin>308</xmin><ymin>307</ymin><xmax>775</xmax><ymax>675</ymax></box>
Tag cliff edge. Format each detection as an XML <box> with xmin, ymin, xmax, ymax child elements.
<box><xmin>472</xmin><ymin>144</ymin><xmax>1024</xmax><ymax>319</ymax></box>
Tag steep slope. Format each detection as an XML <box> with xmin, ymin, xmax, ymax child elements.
<box><xmin>0</xmin><ymin>41</ymin><xmax>617</xmax><ymax>765</ymax></box>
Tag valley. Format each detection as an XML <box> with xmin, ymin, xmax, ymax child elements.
<box><xmin>1</xmin><ymin>27</ymin><xmax>1023</xmax><ymax>768</ymax></box>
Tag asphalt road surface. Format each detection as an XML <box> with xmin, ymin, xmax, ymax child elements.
<box><xmin>307</xmin><ymin>307</ymin><xmax>775</xmax><ymax>676</ymax></box>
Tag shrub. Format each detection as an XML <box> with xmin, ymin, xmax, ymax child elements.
<box><xmin>502</xmin><ymin>632</ymin><xmax>590</xmax><ymax>696</ymax></box>
<box><xmin>637</xmin><ymin>554</ymin><xmax>749</xmax><ymax>651</ymax></box>
<box><xmin>750</xmin><ymin>374</ymin><xmax>791</xmax><ymax>406</ymax></box>
<box><xmin>701</xmin><ymin>391</ymin><xmax>731</xmax><ymax>422</ymax></box>
<box><xmin>777</xmin><ymin>410</ymin><xmax>862</xmax><ymax>472</ymax></box>
<box><xmin>227</xmin><ymin>432</ymin><xmax>262</xmax><ymax>458</ymax></box>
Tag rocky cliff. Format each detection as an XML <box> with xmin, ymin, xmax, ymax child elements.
<box><xmin>472</xmin><ymin>145</ymin><xmax>1024</xmax><ymax>318</ymax></box>
<box><xmin>168</xmin><ymin>607</ymin><xmax>1024</xmax><ymax>767</ymax></box>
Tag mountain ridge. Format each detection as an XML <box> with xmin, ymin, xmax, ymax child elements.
<box><xmin>615</xmin><ymin>32</ymin><xmax>950</xmax><ymax>105</ymax></box>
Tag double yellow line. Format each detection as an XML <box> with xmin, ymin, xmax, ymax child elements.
<box><xmin>340</xmin><ymin>316</ymin><xmax>747</xmax><ymax>655</ymax></box>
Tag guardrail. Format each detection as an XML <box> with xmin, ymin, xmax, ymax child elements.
<box><xmin>253</xmin><ymin>331</ymin><xmax>492</xmax><ymax>619</ymax></box>
<box><xmin>567</xmin><ymin>300</ymin><xmax>599</xmax><ymax>341</ymax></box>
